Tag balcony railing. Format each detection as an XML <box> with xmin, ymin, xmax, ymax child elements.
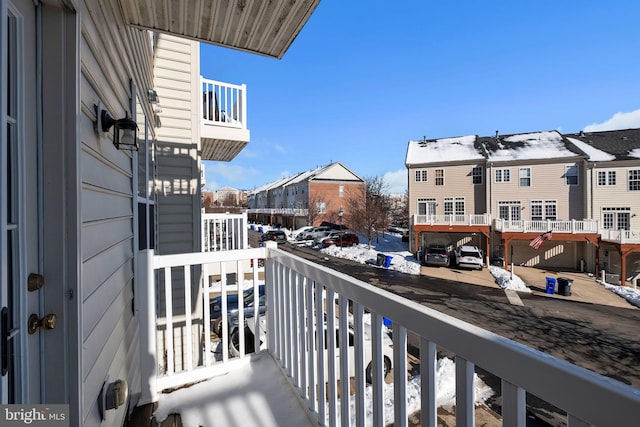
<box><xmin>494</xmin><ymin>218</ymin><xmax>600</xmax><ymax>234</ymax></box>
<box><xmin>413</xmin><ymin>213</ymin><xmax>491</xmax><ymax>226</ymax></box>
<box><xmin>138</xmin><ymin>245</ymin><xmax>640</xmax><ymax>426</ymax></box>
<box><xmin>201</xmin><ymin>77</ymin><xmax>247</xmax><ymax>129</ymax></box>
<box><xmin>201</xmin><ymin>212</ymin><xmax>248</xmax><ymax>251</ymax></box>
<box><xmin>247</xmin><ymin>208</ymin><xmax>309</xmax><ymax>216</ymax></box>
<box><xmin>600</xmin><ymin>228</ymin><xmax>640</xmax><ymax>244</ymax></box>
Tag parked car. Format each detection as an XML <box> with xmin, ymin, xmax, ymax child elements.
<box><xmin>210</xmin><ymin>285</ymin><xmax>266</xmax><ymax>336</ymax></box>
<box><xmin>453</xmin><ymin>245</ymin><xmax>483</xmax><ymax>270</ymax></box>
<box><xmin>231</xmin><ymin>314</ymin><xmax>393</xmax><ymax>384</ymax></box>
<box><xmin>322</xmin><ymin>232</ymin><xmax>359</xmax><ymax>248</ymax></box>
<box><xmin>424</xmin><ymin>244</ymin><xmax>450</xmax><ymax>267</ymax></box>
<box><xmin>260</xmin><ymin>230</ymin><xmax>287</xmax><ymax>242</ymax></box>
<box><xmin>291</xmin><ymin>226</ymin><xmax>314</xmax><ymax>240</ymax></box>
<box><xmin>298</xmin><ymin>226</ymin><xmax>331</xmax><ymax>241</ymax></box>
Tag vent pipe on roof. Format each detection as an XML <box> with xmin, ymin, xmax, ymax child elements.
<box><xmin>579</xmin><ymin>130</ymin><xmax>585</xmax><ymax>137</ymax></box>
<box><xmin>495</xmin><ymin>130</ymin><xmax>499</xmax><ymax>138</ymax></box>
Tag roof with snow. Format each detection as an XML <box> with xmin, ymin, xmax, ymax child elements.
<box><xmin>405</xmin><ymin>135</ymin><xmax>484</xmax><ymax>166</ymax></box>
<box><xmin>248</xmin><ymin>162</ymin><xmax>362</xmax><ymax>195</ymax></box>
<box><xmin>481</xmin><ymin>131</ymin><xmax>583</xmax><ymax>162</ymax></box>
<box><xmin>565</xmin><ymin>128</ymin><xmax>640</xmax><ymax>161</ymax></box>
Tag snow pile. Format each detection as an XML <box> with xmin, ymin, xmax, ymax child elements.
<box><xmin>489</xmin><ymin>265</ymin><xmax>532</xmax><ymax>293</ymax></box>
<box><xmin>600</xmin><ymin>281</ymin><xmax>640</xmax><ymax>308</ymax></box>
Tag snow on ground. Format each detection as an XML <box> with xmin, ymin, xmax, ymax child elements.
<box><xmin>600</xmin><ymin>280</ymin><xmax>640</xmax><ymax>307</ymax></box>
<box><xmin>489</xmin><ymin>265</ymin><xmax>532</xmax><ymax>293</ymax></box>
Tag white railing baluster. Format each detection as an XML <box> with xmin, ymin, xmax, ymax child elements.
<box><xmin>291</xmin><ymin>271</ymin><xmax>300</xmax><ymax>385</ymax></box>
<box><xmin>393</xmin><ymin>323</ymin><xmax>408</xmax><ymax>427</ymax></box>
<box><xmin>184</xmin><ymin>266</ymin><xmax>193</xmax><ymax>371</ymax></box>
<box><xmin>372</xmin><ymin>312</ymin><xmax>384</xmax><ymax>427</ymax></box>
<box><xmin>220</xmin><ymin>262</ymin><xmax>229</xmax><ymax>362</ymax></box>
<box><xmin>298</xmin><ymin>275</ymin><xmax>307</xmax><ymax>395</ymax></box>
<box><xmin>237</xmin><ymin>259</ymin><xmax>245</xmax><ymax>358</ymax></box>
<box><xmin>420</xmin><ymin>339</ymin><xmax>437</xmax><ymax>427</ymax></box>
<box><xmin>455</xmin><ymin>355</ymin><xmax>475</xmax><ymax>427</ymax></box>
<box><xmin>252</xmin><ymin>259</ymin><xmax>261</xmax><ymax>356</ymax></box>
<box><xmin>502</xmin><ymin>379</ymin><xmax>526</xmax><ymax>427</ymax></box>
<box><xmin>315</xmin><ymin>282</ymin><xmax>326</xmax><ymax>425</ymax></box>
<box><xmin>326</xmin><ymin>289</ymin><xmax>338</xmax><ymax>427</ymax></box>
<box><xmin>202</xmin><ymin>263</ymin><xmax>211</xmax><ymax>367</ymax></box>
<box><xmin>353</xmin><ymin>302</ymin><xmax>366</xmax><ymax>426</ymax></box>
<box><xmin>164</xmin><ymin>267</ymin><xmax>174</xmax><ymax>375</ymax></box>
<box><xmin>338</xmin><ymin>296</ymin><xmax>350</xmax><ymax>426</ymax></box>
<box><xmin>284</xmin><ymin>266</ymin><xmax>292</xmax><ymax>377</ymax></box>
<box><xmin>305</xmin><ymin>278</ymin><xmax>316</xmax><ymax>411</ymax></box>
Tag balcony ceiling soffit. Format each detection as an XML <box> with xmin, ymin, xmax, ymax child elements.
<box><xmin>202</xmin><ymin>139</ymin><xmax>248</xmax><ymax>162</ymax></box>
<box><xmin>118</xmin><ymin>0</ymin><xmax>321</xmax><ymax>59</ymax></box>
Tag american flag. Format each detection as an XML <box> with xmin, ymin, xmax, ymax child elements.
<box><xmin>530</xmin><ymin>231</ymin><xmax>552</xmax><ymax>250</ymax></box>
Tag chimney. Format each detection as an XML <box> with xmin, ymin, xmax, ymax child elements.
<box><xmin>495</xmin><ymin>130</ymin><xmax>499</xmax><ymax>139</ymax></box>
<box><xmin>579</xmin><ymin>130</ymin><xmax>585</xmax><ymax>137</ymax></box>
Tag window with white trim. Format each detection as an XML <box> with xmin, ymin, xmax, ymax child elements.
<box><xmin>602</xmin><ymin>207</ymin><xmax>631</xmax><ymax>230</ymax></box>
<box><xmin>495</xmin><ymin>168</ymin><xmax>510</xmax><ymax>183</ymax></box>
<box><xmin>444</xmin><ymin>197</ymin><xmax>464</xmax><ymax>216</ymax></box>
<box><xmin>417</xmin><ymin>198</ymin><xmax>436</xmax><ymax>216</ymax></box>
<box><xmin>531</xmin><ymin>200</ymin><xmax>556</xmax><ymax>221</ymax></box>
<box><xmin>498</xmin><ymin>201</ymin><xmax>521</xmax><ymax>221</ymax></box>
<box><xmin>628</xmin><ymin>170</ymin><xmax>640</xmax><ymax>191</ymax></box>
<box><xmin>435</xmin><ymin>169</ymin><xmax>444</xmax><ymax>186</ymax></box>
<box><xmin>316</xmin><ymin>201</ymin><xmax>326</xmax><ymax>214</ymax></box>
<box><xmin>519</xmin><ymin>168</ymin><xmax>531</xmax><ymax>187</ymax></box>
<box><xmin>565</xmin><ymin>165</ymin><xmax>578</xmax><ymax>185</ymax></box>
<box><xmin>472</xmin><ymin>166</ymin><xmax>483</xmax><ymax>185</ymax></box>
<box><xmin>415</xmin><ymin>170</ymin><xmax>428</xmax><ymax>182</ymax></box>
<box><xmin>597</xmin><ymin>171</ymin><xmax>616</xmax><ymax>186</ymax></box>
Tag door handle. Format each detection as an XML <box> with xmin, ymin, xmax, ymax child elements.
<box><xmin>28</xmin><ymin>313</ymin><xmax>57</xmax><ymax>334</ymax></box>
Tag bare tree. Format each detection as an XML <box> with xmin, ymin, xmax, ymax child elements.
<box><xmin>307</xmin><ymin>191</ymin><xmax>325</xmax><ymax>226</ymax></box>
<box><xmin>346</xmin><ymin>176</ymin><xmax>391</xmax><ymax>246</ymax></box>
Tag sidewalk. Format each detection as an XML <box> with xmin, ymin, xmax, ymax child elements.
<box><xmin>420</xmin><ymin>265</ymin><xmax>638</xmax><ymax>310</ymax></box>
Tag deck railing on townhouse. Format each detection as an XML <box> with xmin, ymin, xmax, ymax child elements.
<box><xmin>494</xmin><ymin>218</ymin><xmax>600</xmax><ymax>234</ymax></box>
<box><xmin>138</xmin><ymin>245</ymin><xmax>640</xmax><ymax>426</ymax></box>
<box><xmin>201</xmin><ymin>212</ymin><xmax>248</xmax><ymax>251</ymax></box>
<box><xmin>413</xmin><ymin>213</ymin><xmax>491</xmax><ymax>226</ymax></box>
<box><xmin>599</xmin><ymin>228</ymin><xmax>640</xmax><ymax>244</ymax></box>
<box><xmin>201</xmin><ymin>77</ymin><xmax>247</xmax><ymax>129</ymax></box>
<box><xmin>247</xmin><ymin>208</ymin><xmax>309</xmax><ymax>216</ymax></box>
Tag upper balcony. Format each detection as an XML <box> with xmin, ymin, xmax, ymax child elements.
<box><xmin>136</xmin><ymin>240</ymin><xmax>639</xmax><ymax>426</ymax></box>
<box><xmin>412</xmin><ymin>214</ymin><xmax>492</xmax><ymax>227</ymax></box>
<box><xmin>494</xmin><ymin>218</ymin><xmax>600</xmax><ymax>234</ymax></box>
<box><xmin>599</xmin><ymin>229</ymin><xmax>640</xmax><ymax>244</ymax></box>
<box><xmin>201</xmin><ymin>77</ymin><xmax>250</xmax><ymax>161</ymax></box>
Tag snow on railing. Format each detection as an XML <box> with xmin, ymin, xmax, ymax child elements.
<box><xmin>201</xmin><ymin>77</ymin><xmax>247</xmax><ymax>129</ymax></box>
<box><xmin>140</xmin><ymin>246</ymin><xmax>640</xmax><ymax>426</ymax></box>
<box><xmin>202</xmin><ymin>212</ymin><xmax>248</xmax><ymax>251</ymax></box>
<box><xmin>494</xmin><ymin>218</ymin><xmax>600</xmax><ymax>234</ymax></box>
<box><xmin>413</xmin><ymin>213</ymin><xmax>491</xmax><ymax>226</ymax></box>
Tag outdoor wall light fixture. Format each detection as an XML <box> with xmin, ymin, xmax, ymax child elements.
<box><xmin>95</xmin><ymin>103</ymin><xmax>138</xmax><ymax>151</ymax></box>
<box><xmin>147</xmin><ymin>88</ymin><xmax>159</xmax><ymax>104</ymax></box>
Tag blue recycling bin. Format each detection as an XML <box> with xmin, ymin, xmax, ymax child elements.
<box><xmin>383</xmin><ymin>317</ymin><xmax>392</xmax><ymax>327</ymax></box>
<box><xmin>250</xmin><ymin>225</ymin><xmax>255</xmax><ymax>231</ymax></box>
<box><xmin>383</xmin><ymin>255</ymin><xmax>393</xmax><ymax>268</ymax></box>
<box><xmin>545</xmin><ymin>277</ymin><xmax>556</xmax><ymax>294</ymax></box>
<box><xmin>258</xmin><ymin>226</ymin><xmax>264</xmax><ymax>233</ymax></box>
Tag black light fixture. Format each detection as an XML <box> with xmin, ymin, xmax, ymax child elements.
<box><xmin>95</xmin><ymin>104</ymin><xmax>138</xmax><ymax>151</ymax></box>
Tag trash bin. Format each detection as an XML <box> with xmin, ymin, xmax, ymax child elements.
<box><xmin>557</xmin><ymin>277</ymin><xmax>573</xmax><ymax>296</ymax></box>
<box><xmin>376</xmin><ymin>253</ymin><xmax>386</xmax><ymax>266</ymax></box>
<box><xmin>383</xmin><ymin>255</ymin><xmax>393</xmax><ymax>268</ymax></box>
<box><xmin>258</xmin><ymin>226</ymin><xmax>263</xmax><ymax>233</ymax></box>
<box><xmin>250</xmin><ymin>225</ymin><xmax>255</xmax><ymax>231</ymax></box>
<box><xmin>545</xmin><ymin>277</ymin><xmax>556</xmax><ymax>294</ymax></box>
<box><xmin>383</xmin><ymin>317</ymin><xmax>392</xmax><ymax>327</ymax></box>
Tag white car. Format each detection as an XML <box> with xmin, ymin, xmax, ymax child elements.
<box><xmin>233</xmin><ymin>314</ymin><xmax>393</xmax><ymax>384</ymax></box>
<box><xmin>453</xmin><ymin>245</ymin><xmax>484</xmax><ymax>270</ymax></box>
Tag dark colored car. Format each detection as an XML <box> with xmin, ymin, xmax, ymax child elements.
<box><xmin>424</xmin><ymin>244</ymin><xmax>450</xmax><ymax>267</ymax></box>
<box><xmin>260</xmin><ymin>230</ymin><xmax>287</xmax><ymax>242</ymax></box>
<box><xmin>210</xmin><ymin>285</ymin><xmax>266</xmax><ymax>335</ymax></box>
<box><xmin>322</xmin><ymin>232</ymin><xmax>359</xmax><ymax>247</ymax></box>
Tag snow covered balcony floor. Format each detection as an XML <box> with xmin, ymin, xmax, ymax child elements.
<box><xmin>137</xmin><ymin>244</ymin><xmax>640</xmax><ymax>427</ymax></box>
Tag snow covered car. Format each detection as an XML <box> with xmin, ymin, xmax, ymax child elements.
<box><xmin>453</xmin><ymin>245</ymin><xmax>483</xmax><ymax>270</ymax></box>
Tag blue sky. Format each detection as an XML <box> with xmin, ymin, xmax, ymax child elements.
<box><xmin>200</xmin><ymin>1</ymin><xmax>640</xmax><ymax>194</ymax></box>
